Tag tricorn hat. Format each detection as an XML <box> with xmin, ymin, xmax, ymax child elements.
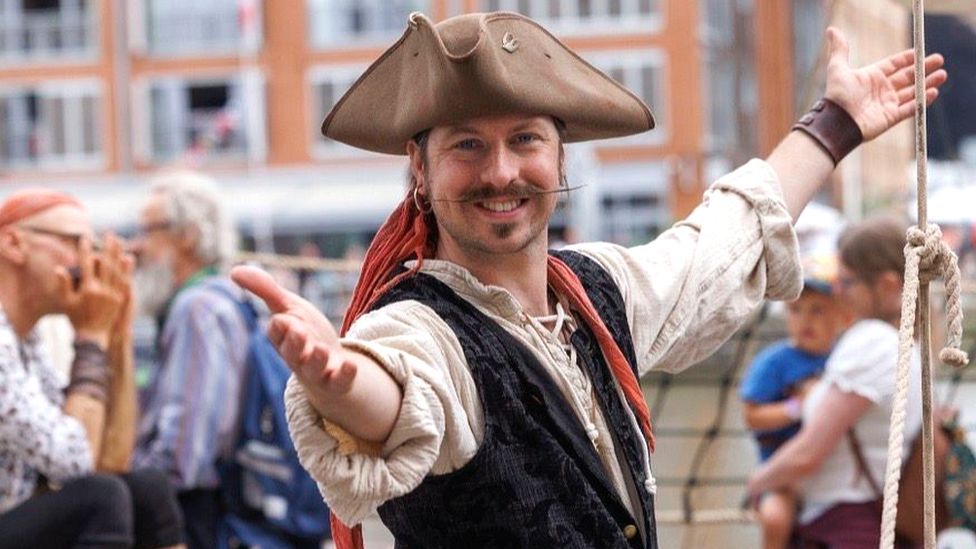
<box><xmin>321</xmin><ymin>11</ymin><xmax>655</xmax><ymax>155</ymax></box>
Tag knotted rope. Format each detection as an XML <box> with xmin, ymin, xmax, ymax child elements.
<box><xmin>879</xmin><ymin>4</ymin><xmax>969</xmax><ymax>547</ymax></box>
<box><xmin>879</xmin><ymin>225</ymin><xmax>970</xmax><ymax>546</ymax></box>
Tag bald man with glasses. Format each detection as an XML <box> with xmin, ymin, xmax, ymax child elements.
<box><xmin>0</xmin><ymin>189</ymin><xmax>185</xmax><ymax>549</ymax></box>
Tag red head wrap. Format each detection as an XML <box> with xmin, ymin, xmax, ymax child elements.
<box><xmin>0</xmin><ymin>189</ymin><xmax>82</xmax><ymax>228</ymax></box>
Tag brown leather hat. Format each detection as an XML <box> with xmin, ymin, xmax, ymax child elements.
<box><xmin>321</xmin><ymin>11</ymin><xmax>655</xmax><ymax>155</ymax></box>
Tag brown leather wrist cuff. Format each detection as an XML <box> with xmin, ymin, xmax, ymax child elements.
<box><xmin>791</xmin><ymin>98</ymin><xmax>863</xmax><ymax>166</ymax></box>
<box><xmin>67</xmin><ymin>340</ymin><xmax>109</xmax><ymax>403</ymax></box>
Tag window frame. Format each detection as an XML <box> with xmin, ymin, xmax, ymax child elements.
<box><xmin>306</xmin><ymin>0</ymin><xmax>431</xmax><ymax>50</ymax></box>
<box><xmin>0</xmin><ymin>78</ymin><xmax>106</xmax><ymax>171</ymax></box>
<box><xmin>0</xmin><ymin>0</ymin><xmax>99</xmax><ymax>65</ymax></box>
<box><xmin>479</xmin><ymin>0</ymin><xmax>664</xmax><ymax>36</ymax></box>
<box><xmin>133</xmin><ymin>70</ymin><xmax>267</xmax><ymax>165</ymax></box>
<box><xmin>582</xmin><ymin>48</ymin><xmax>669</xmax><ymax>146</ymax></box>
<box><xmin>307</xmin><ymin>63</ymin><xmax>377</xmax><ymax>159</ymax></box>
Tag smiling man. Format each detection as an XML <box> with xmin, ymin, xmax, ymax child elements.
<box><xmin>230</xmin><ymin>11</ymin><xmax>947</xmax><ymax>549</ymax></box>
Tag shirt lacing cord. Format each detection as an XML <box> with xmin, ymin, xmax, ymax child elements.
<box><xmin>529</xmin><ymin>301</ymin><xmax>602</xmax><ymax>448</ymax></box>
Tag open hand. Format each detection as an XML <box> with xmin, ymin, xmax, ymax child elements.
<box><xmin>58</xmin><ymin>234</ymin><xmax>132</xmax><ymax>349</ymax></box>
<box><xmin>824</xmin><ymin>27</ymin><xmax>947</xmax><ymax>141</ymax></box>
<box><xmin>231</xmin><ymin>265</ymin><xmax>359</xmax><ymax>405</ymax></box>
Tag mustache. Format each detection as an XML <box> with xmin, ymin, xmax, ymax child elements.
<box><xmin>429</xmin><ymin>183</ymin><xmax>587</xmax><ymax>204</ymax></box>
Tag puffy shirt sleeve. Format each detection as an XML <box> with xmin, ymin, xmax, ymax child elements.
<box><xmin>568</xmin><ymin>158</ymin><xmax>802</xmax><ymax>375</ymax></box>
<box><xmin>284</xmin><ymin>300</ymin><xmax>481</xmax><ymax>525</ymax></box>
<box><xmin>822</xmin><ymin>320</ymin><xmax>899</xmax><ymax>404</ymax></box>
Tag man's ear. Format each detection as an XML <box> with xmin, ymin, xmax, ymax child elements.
<box><xmin>0</xmin><ymin>227</ymin><xmax>28</xmax><ymax>265</ymax></box>
<box><xmin>406</xmin><ymin>140</ymin><xmax>426</xmax><ymax>193</ymax></box>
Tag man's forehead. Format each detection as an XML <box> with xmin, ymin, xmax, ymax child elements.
<box><xmin>434</xmin><ymin>114</ymin><xmax>556</xmax><ymax>136</ymax></box>
<box><xmin>140</xmin><ymin>193</ymin><xmax>169</xmax><ymax>220</ymax></box>
<box><xmin>22</xmin><ymin>203</ymin><xmax>90</xmax><ymax>232</ymax></box>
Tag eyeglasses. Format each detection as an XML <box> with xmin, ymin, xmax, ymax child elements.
<box><xmin>19</xmin><ymin>225</ymin><xmax>101</xmax><ymax>251</ymax></box>
<box><xmin>134</xmin><ymin>220</ymin><xmax>173</xmax><ymax>237</ymax></box>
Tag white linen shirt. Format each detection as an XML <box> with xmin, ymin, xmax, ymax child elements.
<box><xmin>285</xmin><ymin>159</ymin><xmax>803</xmax><ymax>525</ymax></box>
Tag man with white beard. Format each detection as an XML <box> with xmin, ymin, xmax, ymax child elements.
<box><xmin>130</xmin><ymin>172</ymin><xmax>249</xmax><ymax>549</ymax></box>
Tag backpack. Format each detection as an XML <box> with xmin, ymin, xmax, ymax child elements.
<box><xmin>849</xmin><ymin>409</ymin><xmax>976</xmax><ymax>544</ymax></box>
<box><xmin>213</xmin><ymin>288</ymin><xmax>332</xmax><ymax>548</ymax></box>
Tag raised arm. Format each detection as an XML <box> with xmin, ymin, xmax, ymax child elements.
<box><xmin>97</xmin><ymin>242</ymin><xmax>137</xmax><ymax>473</ymax></box>
<box><xmin>771</xmin><ymin>27</ymin><xmax>946</xmax><ymax>220</ymax></box>
<box><xmin>231</xmin><ymin>265</ymin><xmax>402</xmax><ymax>443</ymax></box>
<box><xmin>58</xmin><ymin>235</ymin><xmax>130</xmax><ymax>465</ymax></box>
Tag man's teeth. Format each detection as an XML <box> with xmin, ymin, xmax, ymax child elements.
<box><xmin>481</xmin><ymin>200</ymin><xmax>521</xmax><ymax>212</ymax></box>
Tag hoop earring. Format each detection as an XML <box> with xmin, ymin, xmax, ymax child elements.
<box><xmin>413</xmin><ymin>186</ymin><xmax>433</xmax><ymax>215</ymax></box>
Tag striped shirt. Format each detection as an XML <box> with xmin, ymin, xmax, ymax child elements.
<box><xmin>0</xmin><ymin>306</ymin><xmax>92</xmax><ymax>513</ymax></box>
<box><xmin>133</xmin><ymin>276</ymin><xmax>249</xmax><ymax>490</ymax></box>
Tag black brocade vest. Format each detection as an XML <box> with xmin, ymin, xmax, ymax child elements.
<box><xmin>374</xmin><ymin>250</ymin><xmax>657</xmax><ymax>549</ymax></box>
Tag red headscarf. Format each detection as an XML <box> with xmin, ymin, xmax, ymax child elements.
<box><xmin>331</xmin><ymin>185</ymin><xmax>655</xmax><ymax>549</ymax></box>
<box><xmin>0</xmin><ymin>189</ymin><xmax>82</xmax><ymax>227</ymax></box>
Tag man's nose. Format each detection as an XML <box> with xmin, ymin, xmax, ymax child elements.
<box><xmin>481</xmin><ymin>145</ymin><xmax>519</xmax><ymax>189</ymax></box>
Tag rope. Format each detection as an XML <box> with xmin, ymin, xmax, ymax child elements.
<box><xmin>878</xmin><ymin>2</ymin><xmax>970</xmax><ymax>548</ymax></box>
<box><xmin>878</xmin><ymin>225</ymin><xmax>969</xmax><ymax>549</ymax></box>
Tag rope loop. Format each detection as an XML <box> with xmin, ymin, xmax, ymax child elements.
<box><xmin>905</xmin><ymin>224</ymin><xmax>969</xmax><ymax>369</ymax></box>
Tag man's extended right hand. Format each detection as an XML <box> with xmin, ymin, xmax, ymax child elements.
<box><xmin>231</xmin><ymin>265</ymin><xmax>359</xmax><ymax>403</ymax></box>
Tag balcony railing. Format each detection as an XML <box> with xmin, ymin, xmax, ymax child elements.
<box><xmin>145</xmin><ymin>0</ymin><xmax>261</xmax><ymax>56</ymax></box>
<box><xmin>0</xmin><ymin>8</ymin><xmax>96</xmax><ymax>61</ymax></box>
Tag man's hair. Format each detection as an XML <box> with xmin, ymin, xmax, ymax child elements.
<box><xmin>838</xmin><ymin>215</ymin><xmax>907</xmax><ymax>283</ymax></box>
<box><xmin>149</xmin><ymin>171</ymin><xmax>237</xmax><ymax>267</ymax></box>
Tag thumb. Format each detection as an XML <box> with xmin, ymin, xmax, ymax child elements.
<box><xmin>54</xmin><ymin>266</ymin><xmax>76</xmax><ymax>306</ymax></box>
<box><xmin>826</xmin><ymin>27</ymin><xmax>849</xmax><ymax>67</ymax></box>
<box><xmin>230</xmin><ymin>265</ymin><xmax>292</xmax><ymax>314</ymax></box>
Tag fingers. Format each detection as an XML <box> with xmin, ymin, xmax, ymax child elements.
<box><xmin>826</xmin><ymin>27</ymin><xmax>849</xmax><ymax>68</ymax></box>
<box><xmin>889</xmin><ymin>54</ymin><xmax>946</xmax><ymax>90</ymax></box>
<box><xmin>54</xmin><ymin>266</ymin><xmax>76</xmax><ymax>304</ymax></box>
<box><xmin>895</xmin><ymin>68</ymin><xmax>948</xmax><ymax>104</ymax></box>
<box><xmin>230</xmin><ymin>265</ymin><xmax>292</xmax><ymax>313</ymax></box>
<box><xmin>267</xmin><ymin>313</ymin><xmax>356</xmax><ymax>394</ymax></box>
<box><xmin>893</xmin><ymin>87</ymin><xmax>940</xmax><ymax>124</ymax></box>
<box><xmin>77</xmin><ymin>235</ymin><xmax>95</xmax><ymax>285</ymax></box>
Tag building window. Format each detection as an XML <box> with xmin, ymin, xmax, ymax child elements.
<box><xmin>700</xmin><ymin>0</ymin><xmax>757</xmax><ymax>170</ymax></box>
<box><xmin>596</xmin><ymin>161</ymin><xmax>668</xmax><ymax>245</ymax></box>
<box><xmin>309</xmin><ymin>65</ymin><xmax>369</xmax><ymax>156</ymax></box>
<box><xmin>481</xmin><ymin>0</ymin><xmax>660</xmax><ymax>33</ymax></box>
<box><xmin>0</xmin><ymin>82</ymin><xmax>103</xmax><ymax>170</ymax></box>
<box><xmin>143</xmin><ymin>0</ymin><xmax>262</xmax><ymax>56</ymax></box>
<box><xmin>144</xmin><ymin>75</ymin><xmax>264</xmax><ymax>164</ymax></box>
<box><xmin>308</xmin><ymin>0</ymin><xmax>428</xmax><ymax>47</ymax></box>
<box><xmin>584</xmin><ymin>49</ymin><xmax>667</xmax><ymax>144</ymax></box>
<box><xmin>0</xmin><ymin>0</ymin><xmax>96</xmax><ymax>61</ymax></box>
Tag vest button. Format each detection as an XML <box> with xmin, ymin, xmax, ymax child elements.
<box><xmin>623</xmin><ymin>524</ymin><xmax>638</xmax><ymax>539</ymax></box>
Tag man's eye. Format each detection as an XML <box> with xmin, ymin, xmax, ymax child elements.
<box><xmin>455</xmin><ymin>139</ymin><xmax>480</xmax><ymax>150</ymax></box>
<box><xmin>513</xmin><ymin>134</ymin><xmax>538</xmax><ymax>144</ymax></box>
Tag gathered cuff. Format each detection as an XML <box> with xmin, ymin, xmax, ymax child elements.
<box><xmin>284</xmin><ymin>339</ymin><xmax>444</xmax><ymax>525</ymax></box>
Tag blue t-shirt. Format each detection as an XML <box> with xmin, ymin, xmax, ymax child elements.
<box><xmin>739</xmin><ymin>340</ymin><xmax>828</xmax><ymax>461</ymax></box>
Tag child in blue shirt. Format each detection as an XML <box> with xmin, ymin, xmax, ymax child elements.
<box><xmin>740</xmin><ymin>254</ymin><xmax>848</xmax><ymax>549</ymax></box>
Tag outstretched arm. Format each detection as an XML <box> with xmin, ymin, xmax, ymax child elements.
<box><xmin>771</xmin><ymin>27</ymin><xmax>946</xmax><ymax>220</ymax></box>
<box><xmin>231</xmin><ymin>265</ymin><xmax>402</xmax><ymax>443</ymax></box>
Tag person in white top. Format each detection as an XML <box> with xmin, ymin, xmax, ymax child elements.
<box><xmin>230</xmin><ymin>11</ymin><xmax>947</xmax><ymax>549</ymax></box>
<box><xmin>748</xmin><ymin>216</ymin><xmax>923</xmax><ymax>548</ymax></box>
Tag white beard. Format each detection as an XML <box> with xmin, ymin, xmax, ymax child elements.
<box><xmin>134</xmin><ymin>255</ymin><xmax>176</xmax><ymax>318</ymax></box>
